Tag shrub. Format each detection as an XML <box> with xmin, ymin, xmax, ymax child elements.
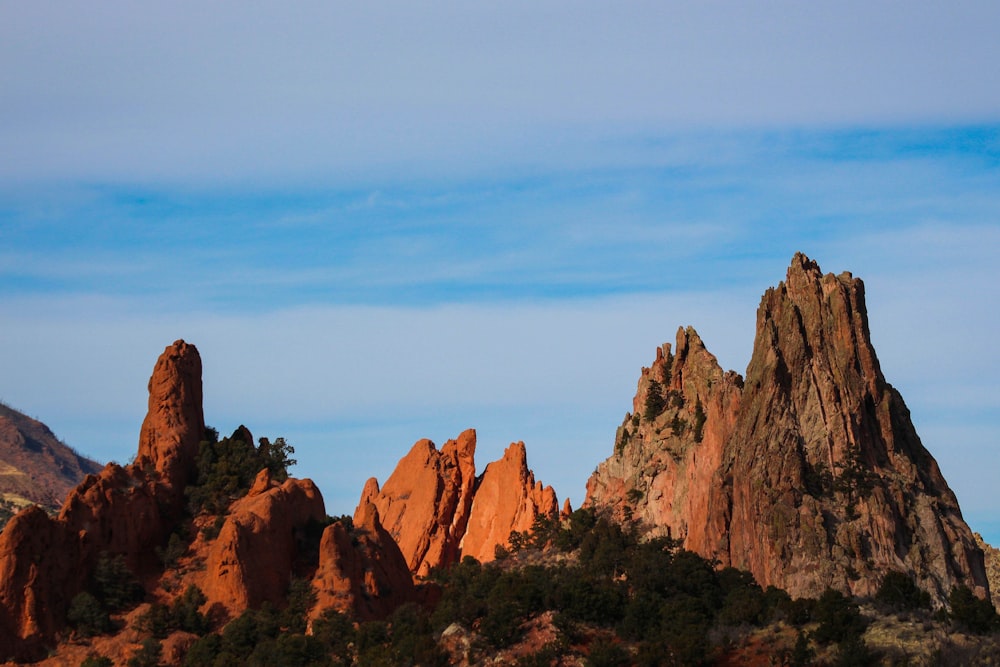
<box><xmin>950</xmin><ymin>584</ymin><xmax>999</xmax><ymax>634</ymax></box>
<box><xmin>68</xmin><ymin>592</ymin><xmax>112</xmax><ymax>637</ymax></box>
<box><xmin>137</xmin><ymin>585</ymin><xmax>208</xmax><ymax>638</ymax></box>
<box><xmin>812</xmin><ymin>589</ymin><xmax>868</xmax><ymax>645</ymax></box>
<box><xmin>187</xmin><ymin>428</ymin><xmax>297</xmax><ymax>515</ymax></box>
<box><xmin>80</xmin><ymin>655</ymin><xmax>113</xmax><ymax>667</ymax></box>
<box><xmin>92</xmin><ymin>553</ymin><xmax>144</xmax><ymax>611</ymax></box>
<box><xmin>643</xmin><ymin>380</ymin><xmax>666</xmax><ymax>421</ymax></box>
<box><xmin>875</xmin><ymin>571</ymin><xmax>931</xmax><ymax>612</ymax></box>
<box><xmin>127</xmin><ymin>638</ymin><xmax>162</xmax><ymax>667</ymax></box>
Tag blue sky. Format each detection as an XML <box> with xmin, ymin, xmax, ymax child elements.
<box><xmin>1</xmin><ymin>2</ymin><xmax>999</xmax><ymax>542</ymax></box>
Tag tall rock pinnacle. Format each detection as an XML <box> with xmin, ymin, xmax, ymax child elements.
<box><xmin>587</xmin><ymin>253</ymin><xmax>989</xmax><ymax>603</ymax></box>
<box><xmin>135</xmin><ymin>340</ymin><xmax>205</xmax><ymax>493</ymax></box>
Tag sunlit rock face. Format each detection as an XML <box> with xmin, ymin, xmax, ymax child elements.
<box><xmin>587</xmin><ymin>253</ymin><xmax>989</xmax><ymax>604</ymax></box>
<box><xmin>0</xmin><ymin>340</ymin><xmax>206</xmax><ymax>662</ymax></box>
<box><xmin>358</xmin><ymin>429</ymin><xmax>559</xmax><ymax>577</ymax></box>
<box><xmin>310</xmin><ymin>501</ymin><xmax>418</xmax><ymax>622</ymax></box>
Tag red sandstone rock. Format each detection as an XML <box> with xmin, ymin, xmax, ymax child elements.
<box><xmin>359</xmin><ymin>430</ymin><xmax>478</xmax><ymax>578</ymax></box>
<box><xmin>0</xmin><ymin>340</ymin><xmax>206</xmax><ymax>662</ymax></box>
<box><xmin>586</xmin><ymin>253</ymin><xmax>989</xmax><ymax>603</ymax></box>
<box><xmin>201</xmin><ymin>469</ymin><xmax>326</xmax><ymax>617</ymax></box>
<box><xmin>135</xmin><ymin>340</ymin><xmax>205</xmax><ymax>496</ymax></box>
<box><xmin>360</xmin><ymin>429</ymin><xmax>561</xmax><ymax>575</ymax></box>
<box><xmin>310</xmin><ymin>501</ymin><xmax>416</xmax><ymax>622</ymax></box>
<box><xmin>461</xmin><ymin>442</ymin><xmax>558</xmax><ymax>563</ymax></box>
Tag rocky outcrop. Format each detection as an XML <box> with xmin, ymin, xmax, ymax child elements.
<box><xmin>586</xmin><ymin>253</ymin><xmax>989</xmax><ymax>604</ymax></box>
<box><xmin>358</xmin><ymin>430</ymin><xmax>478</xmax><ymax>578</ymax></box>
<box><xmin>135</xmin><ymin>339</ymin><xmax>205</xmax><ymax>497</ymax></box>
<box><xmin>461</xmin><ymin>442</ymin><xmax>559</xmax><ymax>563</ymax></box>
<box><xmin>359</xmin><ymin>429</ymin><xmax>560</xmax><ymax>577</ymax></box>
<box><xmin>201</xmin><ymin>469</ymin><xmax>326</xmax><ymax>617</ymax></box>
<box><xmin>0</xmin><ymin>403</ymin><xmax>102</xmax><ymax>514</ymax></box>
<box><xmin>310</xmin><ymin>502</ymin><xmax>417</xmax><ymax>622</ymax></box>
<box><xmin>0</xmin><ymin>340</ymin><xmax>206</xmax><ymax>662</ymax></box>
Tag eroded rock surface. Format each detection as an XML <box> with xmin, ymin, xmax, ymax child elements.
<box><xmin>0</xmin><ymin>340</ymin><xmax>205</xmax><ymax>661</ymax></box>
<box><xmin>360</xmin><ymin>429</ymin><xmax>560</xmax><ymax>576</ymax></box>
<box><xmin>310</xmin><ymin>502</ymin><xmax>417</xmax><ymax>622</ymax></box>
<box><xmin>586</xmin><ymin>253</ymin><xmax>989</xmax><ymax>603</ymax></box>
<box><xmin>201</xmin><ymin>469</ymin><xmax>326</xmax><ymax>617</ymax></box>
<box><xmin>461</xmin><ymin>442</ymin><xmax>558</xmax><ymax>564</ymax></box>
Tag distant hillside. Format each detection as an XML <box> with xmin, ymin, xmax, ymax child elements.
<box><xmin>0</xmin><ymin>402</ymin><xmax>102</xmax><ymax>527</ymax></box>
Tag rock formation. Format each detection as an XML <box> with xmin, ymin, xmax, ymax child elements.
<box><xmin>310</xmin><ymin>501</ymin><xmax>417</xmax><ymax>622</ymax></box>
<box><xmin>0</xmin><ymin>340</ymin><xmax>206</xmax><ymax>661</ymax></box>
<box><xmin>135</xmin><ymin>338</ymin><xmax>205</xmax><ymax>498</ymax></box>
<box><xmin>201</xmin><ymin>469</ymin><xmax>326</xmax><ymax>617</ymax></box>
<box><xmin>358</xmin><ymin>430</ymin><xmax>478</xmax><ymax>578</ymax></box>
<box><xmin>0</xmin><ymin>339</ymin><xmax>430</xmax><ymax>662</ymax></box>
<box><xmin>586</xmin><ymin>253</ymin><xmax>989</xmax><ymax>604</ymax></box>
<box><xmin>461</xmin><ymin>442</ymin><xmax>559</xmax><ymax>563</ymax></box>
<box><xmin>0</xmin><ymin>403</ymin><xmax>102</xmax><ymax>517</ymax></box>
<box><xmin>359</xmin><ymin>429</ymin><xmax>559</xmax><ymax>577</ymax></box>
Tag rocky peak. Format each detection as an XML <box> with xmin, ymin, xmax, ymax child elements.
<box><xmin>358</xmin><ymin>430</ymin><xmax>479</xmax><ymax>578</ymax></box>
<box><xmin>461</xmin><ymin>441</ymin><xmax>559</xmax><ymax>563</ymax></box>
<box><xmin>311</xmin><ymin>502</ymin><xmax>418</xmax><ymax>622</ymax></box>
<box><xmin>360</xmin><ymin>430</ymin><xmax>560</xmax><ymax>577</ymax></box>
<box><xmin>135</xmin><ymin>340</ymin><xmax>205</xmax><ymax>493</ymax></box>
<box><xmin>587</xmin><ymin>253</ymin><xmax>988</xmax><ymax>604</ymax></box>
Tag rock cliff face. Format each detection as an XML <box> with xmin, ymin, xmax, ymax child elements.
<box><xmin>357</xmin><ymin>429</ymin><xmax>477</xmax><ymax>578</ymax></box>
<box><xmin>586</xmin><ymin>253</ymin><xmax>989</xmax><ymax>603</ymax></box>
<box><xmin>359</xmin><ymin>429</ymin><xmax>559</xmax><ymax>577</ymax></box>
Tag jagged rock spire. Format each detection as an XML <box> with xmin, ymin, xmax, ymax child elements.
<box><xmin>587</xmin><ymin>253</ymin><xmax>989</xmax><ymax>603</ymax></box>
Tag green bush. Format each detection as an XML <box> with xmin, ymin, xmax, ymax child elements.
<box><xmin>950</xmin><ymin>585</ymin><xmax>999</xmax><ymax>634</ymax></box>
<box><xmin>92</xmin><ymin>553</ymin><xmax>144</xmax><ymax>611</ymax></box>
<box><xmin>875</xmin><ymin>571</ymin><xmax>931</xmax><ymax>612</ymax></box>
<box><xmin>138</xmin><ymin>585</ymin><xmax>208</xmax><ymax>638</ymax></box>
<box><xmin>812</xmin><ymin>589</ymin><xmax>869</xmax><ymax>645</ymax></box>
<box><xmin>68</xmin><ymin>592</ymin><xmax>113</xmax><ymax>637</ymax></box>
<box><xmin>187</xmin><ymin>428</ymin><xmax>297</xmax><ymax>515</ymax></box>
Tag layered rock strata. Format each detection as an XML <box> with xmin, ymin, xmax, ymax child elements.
<box><xmin>586</xmin><ymin>253</ymin><xmax>989</xmax><ymax>603</ymax></box>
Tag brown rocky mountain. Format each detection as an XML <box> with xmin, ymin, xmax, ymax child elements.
<box><xmin>358</xmin><ymin>429</ymin><xmax>559</xmax><ymax>577</ymax></box>
<box><xmin>0</xmin><ymin>402</ymin><xmax>102</xmax><ymax>524</ymax></box>
<box><xmin>586</xmin><ymin>253</ymin><xmax>989</xmax><ymax>604</ymax></box>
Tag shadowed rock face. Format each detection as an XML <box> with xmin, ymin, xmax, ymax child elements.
<box><xmin>359</xmin><ymin>429</ymin><xmax>559</xmax><ymax>577</ymax></box>
<box><xmin>587</xmin><ymin>253</ymin><xmax>989</xmax><ymax>604</ymax></box>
